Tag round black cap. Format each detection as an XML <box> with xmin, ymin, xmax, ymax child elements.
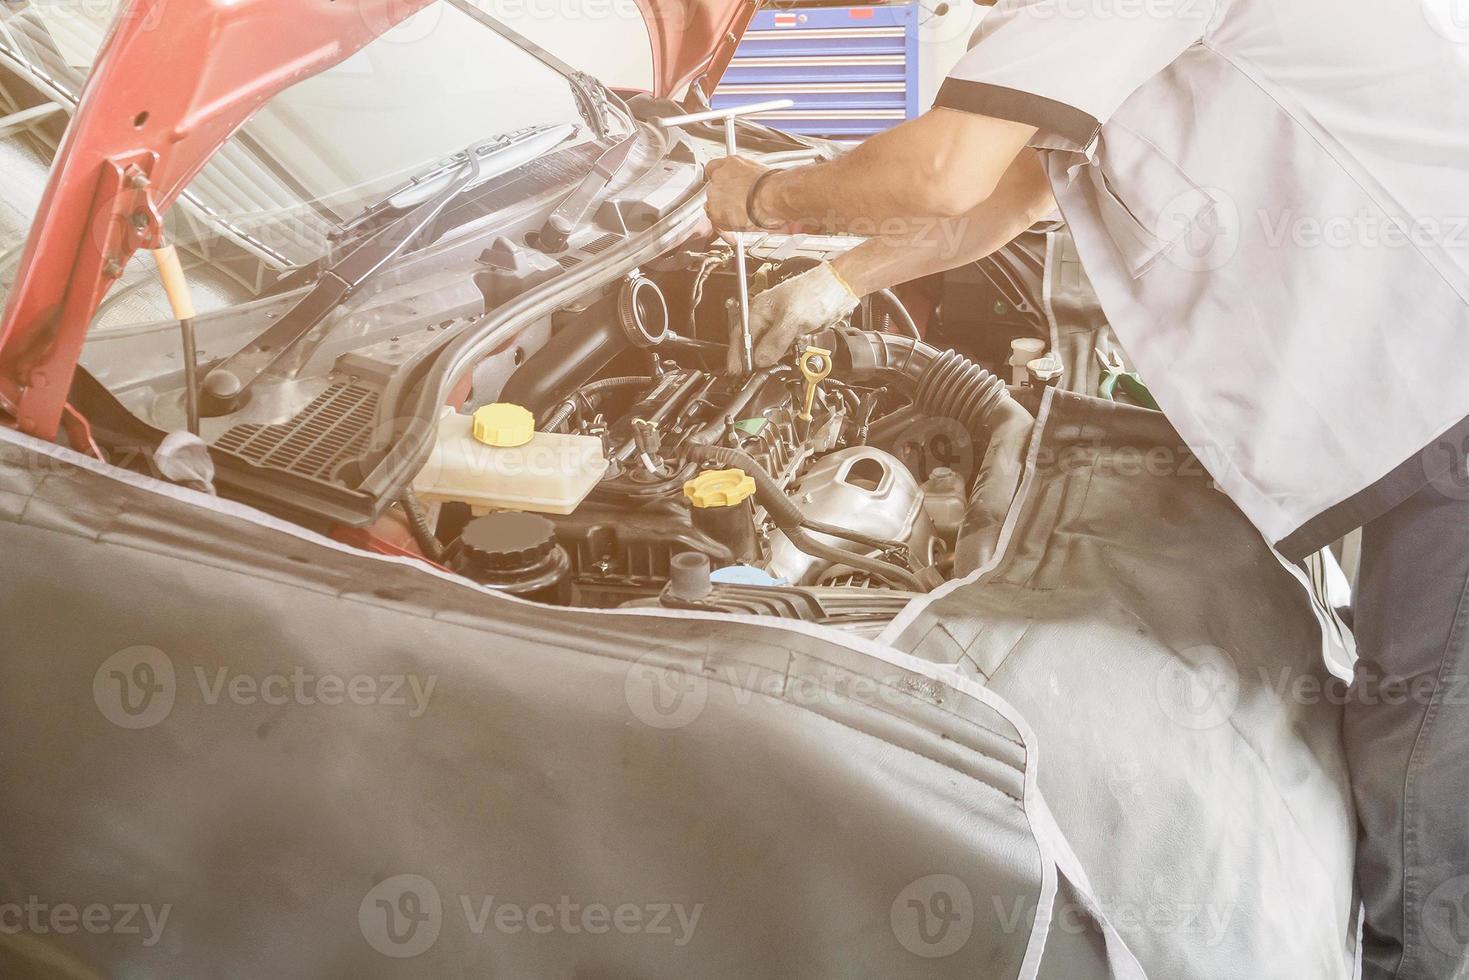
<box><xmin>460</xmin><ymin>512</ymin><xmax>558</xmax><ymax>570</ymax></box>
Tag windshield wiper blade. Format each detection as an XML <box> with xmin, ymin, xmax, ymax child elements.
<box><xmin>199</xmin><ymin>139</ymin><xmax>496</xmax><ymax>416</ymax></box>
<box><xmin>535</xmin><ymin>135</ymin><xmax>639</xmax><ymax>252</ymax></box>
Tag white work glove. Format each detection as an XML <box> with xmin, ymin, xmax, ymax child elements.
<box><xmin>726</xmin><ymin>261</ymin><xmax>859</xmax><ymax>374</ymax></box>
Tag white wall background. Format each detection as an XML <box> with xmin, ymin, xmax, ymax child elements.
<box><xmin>916</xmin><ymin>0</ymin><xmax>988</xmax><ymax>109</ymax></box>
<box><xmin>476</xmin><ymin>0</ymin><xmax>657</xmax><ymax>90</ymax></box>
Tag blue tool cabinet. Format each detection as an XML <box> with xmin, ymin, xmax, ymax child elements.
<box><xmin>711</xmin><ymin>3</ymin><xmax>921</xmax><ymax>141</ymax></box>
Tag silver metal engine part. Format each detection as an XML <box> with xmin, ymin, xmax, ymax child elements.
<box><xmin>765</xmin><ymin>446</ymin><xmax>936</xmax><ymax>587</ymax></box>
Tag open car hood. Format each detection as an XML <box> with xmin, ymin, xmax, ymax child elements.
<box><xmin>0</xmin><ymin>0</ymin><xmax>753</xmax><ymax>440</ymax></box>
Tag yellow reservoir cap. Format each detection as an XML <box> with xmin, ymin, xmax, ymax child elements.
<box><xmin>684</xmin><ymin>468</ymin><xmax>756</xmax><ymax>508</ymax></box>
<box><xmin>472</xmin><ymin>403</ymin><xmax>535</xmax><ymax>448</ymax></box>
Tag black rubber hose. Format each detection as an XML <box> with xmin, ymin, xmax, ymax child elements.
<box><xmin>782</xmin><ymin>527</ymin><xmax>922</xmax><ymax>592</ymax></box>
<box><xmin>870</xmin><ymin>288</ymin><xmax>921</xmax><ymax>338</ymax></box>
<box><xmin>539</xmin><ymin>375</ymin><xmax>649</xmax><ymax>430</ymax></box>
<box><xmin>863</xmin><ymin>404</ymin><xmax>920</xmax><ymax>448</ymax></box>
<box><xmin>399</xmin><ymin>488</ymin><xmax>444</xmax><ymax>563</ymax></box>
<box><xmin>684</xmin><ymin>444</ymin><xmax>924</xmax><ymax>591</ymax></box>
<box><xmin>834</xmin><ymin>331</ymin><xmax>1021</xmax><ymax>445</ymax></box>
<box><xmin>803</xmin><ymin>518</ymin><xmax>906</xmax><ymax>554</ymax></box>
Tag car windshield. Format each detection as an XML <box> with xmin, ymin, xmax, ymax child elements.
<box><xmin>0</xmin><ymin>0</ymin><xmax>638</xmax><ymax>328</ymax></box>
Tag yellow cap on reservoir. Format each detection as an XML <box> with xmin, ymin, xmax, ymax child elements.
<box><xmin>684</xmin><ymin>468</ymin><xmax>756</xmax><ymax>508</ymax></box>
<box><xmin>472</xmin><ymin>403</ymin><xmax>535</xmax><ymax>447</ymax></box>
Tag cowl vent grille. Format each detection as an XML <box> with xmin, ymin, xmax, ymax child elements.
<box><xmin>215</xmin><ymin>382</ymin><xmax>379</xmax><ymax>484</ymax></box>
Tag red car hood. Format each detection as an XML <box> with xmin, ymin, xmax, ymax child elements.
<box><xmin>0</xmin><ymin>0</ymin><xmax>753</xmax><ymax>440</ymax></box>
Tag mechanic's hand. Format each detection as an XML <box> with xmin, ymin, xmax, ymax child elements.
<box><xmin>726</xmin><ymin>262</ymin><xmax>860</xmax><ymax>374</ymax></box>
<box><xmin>704</xmin><ymin>155</ymin><xmax>770</xmax><ymax>232</ymax></box>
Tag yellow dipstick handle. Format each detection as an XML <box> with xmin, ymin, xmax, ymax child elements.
<box><xmin>150</xmin><ymin>245</ymin><xmax>195</xmax><ymax>321</ymax></box>
<box><xmin>797</xmin><ymin>346</ymin><xmax>832</xmax><ymax>423</ymax></box>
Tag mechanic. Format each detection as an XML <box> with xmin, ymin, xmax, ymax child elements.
<box><xmin>704</xmin><ymin>2</ymin><xmax>1469</xmax><ymax>978</ymax></box>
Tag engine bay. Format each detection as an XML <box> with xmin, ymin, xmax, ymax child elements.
<box><xmin>49</xmin><ymin>107</ymin><xmax>1049</xmax><ymax>631</ymax></box>
<box><xmin>393</xmin><ymin>246</ymin><xmax>1038</xmax><ymax>631</ymax></box>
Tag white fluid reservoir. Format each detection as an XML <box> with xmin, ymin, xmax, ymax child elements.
<box><xmin>413</xmin><ymin>408</ymin><xmax>608</xmax><ymax>515</ymax></box>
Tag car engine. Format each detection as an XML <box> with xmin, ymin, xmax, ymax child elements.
<box><xmin>405</xmin><ymin>248</ymin><xmax>1035</xmax><ymax>632</ymax></box>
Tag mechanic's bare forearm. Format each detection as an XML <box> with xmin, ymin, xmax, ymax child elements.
<box><xmin>758</xmin><ymin>109</ymin><xmax>1037</xmax><ymax>232</ymax></box>
<box><xmin>831</xmin><ymin>150</ymin><xmax>1054</xmax><ymax>297</ymax></box>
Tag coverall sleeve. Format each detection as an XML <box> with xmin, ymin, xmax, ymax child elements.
<box><xmin>936</xmin><ymin>0</ymin><xmax>1215</xmax><ymax>152</ymax></box>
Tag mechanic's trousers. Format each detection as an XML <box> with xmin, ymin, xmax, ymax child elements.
<box><xmin>1350</xmin><ymin>478</ymin><xmax>1469</xmax><ymax>980</ymax></box>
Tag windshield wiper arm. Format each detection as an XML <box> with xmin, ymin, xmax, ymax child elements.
<box><xmin>535</xmin><ymin>134</ymin><xmax>639</xmax><ymax>252</ymax></box>
<box><xmin>199</xmin><ymin>139</ymin><xmax>495</xmax><ymax>416</ymax></box>
<box><xmin>334</xmin><ymin>124</ymin><xmax>573</xmax><ymax>243</ymax></box>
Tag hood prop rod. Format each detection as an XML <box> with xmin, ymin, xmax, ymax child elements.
<box><xmin>149</xmin><ymin>244</ymin><xmax>200</xmax><ymax>435</ymax></box>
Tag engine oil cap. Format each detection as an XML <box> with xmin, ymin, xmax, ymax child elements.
<box><xmin>683</xmin><ymin>468</ymin><xmax>756</xmax><ymax>509</ymax></box>
<box><xmin>472</xmin><ymin>403</ymin><xmax>535</xmax><ymax>447</ymax></box>
<box><xmin>460</xmin><ymin>511</ymin><xmax>558</xmax><ymax>570</ymax></box>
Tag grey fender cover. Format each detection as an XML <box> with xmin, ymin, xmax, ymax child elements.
<box><xmin>883</xmin><ymin>389</ymin><xmax>1358</xmax><ymax>978</ymax></box>
<box><xmin>0</xmin><ymin>427</ymin><xmax>1144</xmax><ymax>978</ymax></box>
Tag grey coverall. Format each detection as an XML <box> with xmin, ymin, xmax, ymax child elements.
<box><xmin>937</xmin><ymin>1</ymin><xmax>1469</xmax><ymax>976</ymax></box>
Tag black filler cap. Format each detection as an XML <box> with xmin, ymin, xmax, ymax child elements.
<box><xmin>460</xmin><ymin>512</ymin><xmax>558</xmax><ymax>572</ymax></box>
